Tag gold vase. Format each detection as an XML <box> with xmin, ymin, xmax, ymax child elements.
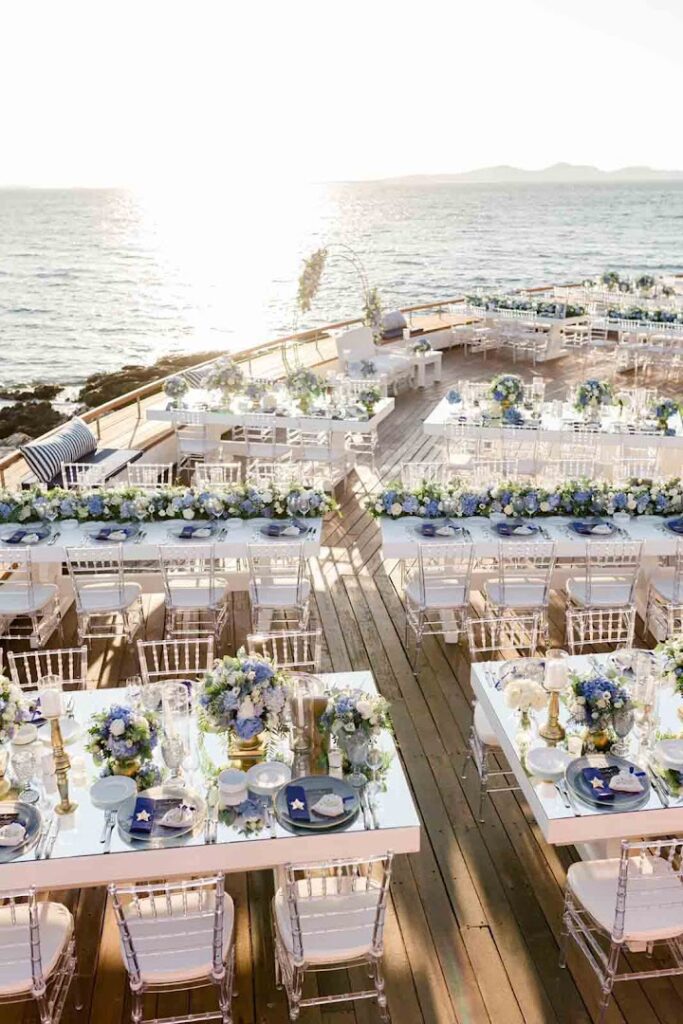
<box><xmin>228</xmin><ymin>733</ymin><xmax>266</xmax><ymax>768</ymax></box>
<box><xmin>112</xmin><ymin>758</ymin><xmax>142</xmax><ymax>778</ymax></box>
<box><xmin>584</xmin><ymin>727</ymin><xmax>612</xmax><ymax>753</ymax></box>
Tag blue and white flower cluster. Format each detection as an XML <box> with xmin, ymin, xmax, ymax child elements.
<box><xmin>163</xmin><ymin>375</ymin><xmax>189</xmax><ymax>403</ymax></box>
<box><xmin>359</xmin><ymin>359</ymin><xmax>377</xmax><ymax>378</ymax></box>
<box><xmin>285</xmin><ymin>368</ymin><xmax>324</xmax><ymax>399</ymax></box>
<box><xmin>651</xmin><ymin>397</ymin><xmax>680</xmax><ymax>433</ymax></box>
<box><xmin>656</xmin><ymin>635</ymin><xmax>683</xmax><ymax>698</ymax></box>
<box><xmin>466</xmin><ymin>295</ymin><xmax>586</xmax><ymax>319</ymax></box>
<box><xmin>568</xmin><ymin>673</ymin><xmax>633</xmax><ymax>732</ymax></box>
<box><xmin>0</xmin><ymin>484</ymin><xmax>338</xmax><ymax>525</ymax></box>
<box><xmin>574</xmin><ymin>379</ymin><xmax>613</xmax><ymax>412</ymax></box>
<box><xmin>607</xmin><ymin>307</ymin><xmax>683</xmax><ymax>325</ymax></box>
<box><xmin>0</xmin><ymin>675</ymin><xmax>24</xmax><ymax>744</ymax></box>
<box><xmin>368</xmin><ymin>476</ymin><xmax>683</xmax><ymax>520</ymax></box>
<box><xmin>198</xmin><ymin>651</ymin><xmax>290</xmax><ymax>740</ymax></box>
<box><xmin>409</xmin><ymin>338</ymin><xmax>432</xmax><ymax>354</ymax></box>
<box><xmin>488</xmin><ymin>373</ymin><xmax>524</xmax><ymax>409</ymax></box>
<box><xmin>319</xmin><ymin>688</ymin><xmax>392</xmax><ymax>739</ymax></box>
<box><xmin>446</xmin><ymin>388</ymin><xmax>462</xmax><ymax>405</ymax></box>
<box><xmin>86</xmin><ymin>704</ymin><xmax>159</xmax><ymax>766</ymax></box>
<box><xmin>202</xmin><ymin>356</ymin><xmax>245</xmax><ymax>393</ymax></box>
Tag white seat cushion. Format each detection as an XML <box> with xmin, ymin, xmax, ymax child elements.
<box><xmin>566</xmin><ymin>578</ymin><xmax>634</xmax><ymax>608</ymax></box>
<box><xmin>120</xmin><ymin>891</ymin><xmax>234</xmax><ymax>985</ymax></box>
<box><xmin>0</xmin><ymin>901</ymin><xmax>73</xmax><ymax>996</ymax></box>
<box><xmin>485</xmin><ymin>581</ymin><xmax>547</xmax><ymax>608</ymax></box>
<box><xmin>474</xmin><ymin>702</ymin><xmax>500</xmax><ymax>748</ymax></box>
<box><xmin>77</xmin><ymin>581</ymin><xmax>142</xmax><ymax>613</ymax></box>
<box><xmin>274</xmin><ymin>878</ymin><xmax>381</xmax><ymax>965</ymax></box>
<box><xmin>0</xmin><ymin>583</ymin><xmax>57</xmax><ymax>615</ymax></box>
<box><xmin>249</xmin><ymin>580</ymin><xmax>310</xmax><ymax>609</ymax></box>
<box><xmin>649</xmin><ymin>569</ymin><xmax>683</xmax><ymax>604</ymax></box>
<box><xmin>405</xmin><ymin>575</ymin><xmax>467</xmax><ymax>609</ymax></box>
<box><xmin>567</xmin><ymin>857</ymin><xmax>683</xmax><ymax>942</ymax></box>
<box><xmin>166</xmin><ymin>584</ymin><xmax>228</xmax><ymax>610</ymax></box>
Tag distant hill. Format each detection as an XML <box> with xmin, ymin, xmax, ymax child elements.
<box><xmin>388</xmin><ymin>162</ymin><xmax>683</xmax><ymax>184</ymax></box>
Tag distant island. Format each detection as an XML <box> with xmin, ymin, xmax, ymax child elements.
<box><xmin>385</xmin><ymin>162</ymin><xmax>683</xmax><ymax>184</ymax></box>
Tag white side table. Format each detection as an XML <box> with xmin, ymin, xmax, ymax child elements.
<box><xmin>412</xmin><ymin>350</ymin><xmax>442</xmax><ymax>388</ymax></box>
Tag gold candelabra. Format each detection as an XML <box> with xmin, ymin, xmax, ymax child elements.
<box><xmin>539</xmin><ymin>691</ymin><xmax>565</xmax><ymax>744</ymax></box>
<box><xmin>50</xmin><ymin>717</ymin><xmax>77</xmax><ymax>815</ymax></box>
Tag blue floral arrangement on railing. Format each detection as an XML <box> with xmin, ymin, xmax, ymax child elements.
<box><xmin>607</xmin><ymin>307</ymin><xmax>683</xmax><ymax>325</ymax></box>
<box><xmin>367</xmin><ymin>477</ymin><xmax>683</xmax><ymax>520</ymax></box>
<box><xmin>466</xmin><ymin>295</ymin><xmax>586</xmax><ymax>319</ymax></box>
<box><xmin>0</xmin><ymin>484</ymin><xmax>339</xmax><ymax>525</ymax></box>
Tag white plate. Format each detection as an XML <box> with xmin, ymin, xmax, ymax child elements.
<box><xmin>246</xmin><ymin>761</ymin><xmax>292</xmax><ymax>797</ymax></box>
<box><xmin>38</xmin><ymin>718</ymin><xmax>80</xmax><ymax>745</ymax></box>
<box><xmin>654</xmin><ymin>739</ymin><xmax>683</xmax><ymax>770</ymax></box>
<box><xmin>11</xmin><ymin>724</ymin><xmax>38</xmax><ymax>746</ymax></box>
<box><xmin>525</xmin><ymin>746</ymin><xmax>574</xmax><ymax>782</ymax></box>
<box><xmin>90</xmin><ymin>775</ymin><xmax>138</xmax><ymax>810</ymax></box>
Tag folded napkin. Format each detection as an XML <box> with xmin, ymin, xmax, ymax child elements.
<box><xmin>667</xmin><ymin>519</ymin><xmax>683</xmax><ymax>534</ymax></box>
<box><xmin>310</xmin><ymin>793</ymin><xmax>345</xmax><ymax>818</ymax></box>
<box><xmin>582</xmin><ymin>764</ymin><xmax>646</xmax><ymax>801</ymax></box>
<box><xmin>21</xmin><ymin>532</ymin><xmax>41</xmax><ymax>544</ymax></box>
<box><xmin>590</xmin><ymin>524</ymin><xmax>613</xmax><ymax>535</ymax></box>
<box><xmin>581</xmin><ymin>766</ymin><xmax>618</xmax><ymax>800</ymax></box>
<box><xmin>264</xmin><ymin>523</ymin><xmax>285</xmax><ymax>537</ymax></box>
<box><xmin>95</xmin><ymin>526</ymin><xmax>131</xmax><ymax>542</ymax></box>
<box><xmin>158</xmin><ymin>802</ymin><xmax>196</xmax><ymax>829</ymax></box>
<box><xmin>609</xmin><ymin>768</ymin><xmax>643</xmax><ymax>794</ymax></box>
<box><xmin>129</xmin><ymin>796</ymin><xmax>156</xmax><ymax>834</ymax></box>
<box><xmin>421</xmin><ymin>522</ymin><xmax>437</xmax><ymax>537</ymax></box>
<box><xmin>180</xmin><ymin>525</ymin><xmax>212</xmax><ymax>538</ymax></box>
<box><xmin>513</xmin><ymin>525</ymin><xmax>536</xmax><ymax>536</ymax></box>
<box><xmin>0</xmin><ymin>822</ymin><xmax>26</xmax><ymax>847</ymax></box>
<box><xmin>282</xmin><ymin>525</ymin><xmax>301</xmax><ymax>537</ymax></box>
<box><xmin>436</xmin><ymin>525</ymin><xmax>457</xmax><ymax>537</ymax></box>
<box><xmin>285</xmin><ymin>784</ymin><xmax>310</xmax><ymax>821</ymax></box>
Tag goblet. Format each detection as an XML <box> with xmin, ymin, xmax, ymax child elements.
<box><xmin>366</xmin><ymin>745</ymin><xmax>383</xmax><ymax>801</ymax></box>
<box><xmin>161</xmin><ymin>733</ymin><xmax>187</xmax><ymax>789</ymax></box>
<box><xmin>141</xmin><ymin>682</ymin><xmax>162</xmax><ymax>713</ymax></box>
<box><xmin>13</xmin><ymin>749</ymin><xmax>40</xmax><ymax>805</ymax></box>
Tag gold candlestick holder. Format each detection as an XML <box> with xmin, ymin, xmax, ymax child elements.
<box><xmin>539</xmin><ymin>691</ymin><xmax>565</xmax><ymax>744</ymax></box>
<box><xmin>49</xmin><ymin>717</ymin><xmax>77</xmax><ymax>815</ymax></box>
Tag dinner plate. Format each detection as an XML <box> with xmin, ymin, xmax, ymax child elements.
<box><xmin>526</xmin><ymin>746</ymin><xmax>574</xmax><ymax>782</ymax></box>
<box><xmin>90</xmin><ymin>775</ymin><xmax>138</xmax><ymax>810</ymax></box>
<box><xmin>274</xmin><ymin>775</ymin><xmax>359</xmax><ymax>831</ymax></box>
<box><xmin>86</xmin><ymin>523</ymin><xmax>139</xmax><ymax>542</ymax></box>
<box><xmin>665</xmin><ymin>517</ymin><xmax>683</xmax><ymax>535</ymax></box>
<box><xmin>495</xmin><ymin>519</ymin><xmax>539</xmax><ymax>537</ymax></box>
<box><xmin>166</xmin><ymin>522</ymin><xmax>217</xmax><ymax>539</ymax></box>
<box><xmin>413</xmin><ymin>519</ymin><xmax>463</xmax><ymax>539</ymax></box>
<box><xmin>117</xmin><ymin>786</ymin><xmax>205</xmax><ymax>845</ymax></box>
<box><xmin>0</xmin><ymin>524</ymin><xmax>51</xmax><ymax>545</ymax></box>
<box><xmin>38</xmin><ymin>718</ymin><xmax>80</xmax><ymax>745</ymax></box>
<box><xmin>565</xmin><ymin>754</ymin><xmax>650</xmax><ymax>812</ymax></box>
<box><xmin>0</xmin><ymin>802</ymin><xmax>42</xmax><ymax>863</ymax></box>
<box><xmin>498</xmin><ymin>658</ymin><xmax>545</xmax><ymax>688</ymax></box>
<box><xmin>569</xmin><ymin>518</ymin><xmax>616</xmax><ymax>536</ymax></box>
<box><xmin>246</xmin><ymin>761</ymin><xmax>292</xmax><ymax>797</ymax></box>
<box><xmin>654</xmin><ymin>739</ymin><xmax>683</xmax><ymax>771</ymax></box>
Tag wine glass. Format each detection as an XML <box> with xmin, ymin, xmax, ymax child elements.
<box><xmin>366</xmin><ymin>745</ymin><xmax>383</xmax><ymax>801</ymax></box>
<box><xmin>161</xmin><ymin>734</ymin><xmax>187</xmax><ymax>790</ymax></box>
<box><xmin>124</xmin><ymin>675</ymin><xmax>142</xmax><ymax>709</ymax></box>
<box><xmin>13</xmin><ymin>749</ymin><xmax>40</xmax><ymax>805</ymax></box>
<box><xmin>141</xmin><ymin>683</ymin><xmax>162</xmax><ymax>713</ymax></box>
<box><xmin>611</xmin><ymin>708</ymin><xmax>635</xmax><ymax>757</ymax></box>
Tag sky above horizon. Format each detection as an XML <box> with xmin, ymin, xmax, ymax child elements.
<box><xmin>2</xmin><ymin>0</ymin><xmax>682</xmax><ymax>188</ymax></box>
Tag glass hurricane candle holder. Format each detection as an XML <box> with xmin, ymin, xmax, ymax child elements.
<box><xmin>289</xmin><ymin>674</ymin><xmax>324</xmax><ymax>756</ymax></box>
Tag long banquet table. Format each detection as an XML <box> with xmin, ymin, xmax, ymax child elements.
<box><xmin>0</xmin><ymin>671</ymin><xmax>420</xmax><ymax>890</ymax></box>
<box><xmin>471</xmin><ymin>654</ymin><xmax>683</xmax><ymax>848</ymax></box>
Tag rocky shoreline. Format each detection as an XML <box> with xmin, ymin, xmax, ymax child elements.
<box><xmin>0</xmin><ymin>350</ymin><xmax>221</xmax><ymax>448</ymax></box>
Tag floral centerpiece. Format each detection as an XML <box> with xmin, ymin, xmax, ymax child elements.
<box><xmin>488</xmin><ymin>373</ymin><xmax>523</xmax><ymax>412</ymax></box>
<box><xmin>574</xmin><ymin>379</ymin><xmax>613</xmax><ymax>419</ymax></box>
<box><xmin>650</xmin><ymin>397</ymin><xmax>679</xmax><ymax>435</ymax></box>
<box><xmin>504</xmin><ymin>677</ymin><xmax>547</xmax><ymax>735</ymax></box>
<box><xmin>567</xmin><ymin>672</ymin><xmax>633</xmax><ymax>750</ymax></box>
<box><xmin>360</xmin><ymin>359</ymin><xmax>376</xmax><ymax>378</ymax></box>
<box><xmin>286</xmin><ymin>368</ymin><xmax>324</xmax><ymax>414</ymax></box>
<box><xmin>202</xmin><ymin>356</ymin><xmax>245</xmax><ymax>397</ymax></box>
<box><xmin>243</xmin><ymin>379</ymin><xmax>268</xmax><ymax>408</ymax></box>
<box><xmin>357</xmin><ymin>384</ymin><xmax>382</xmax><ymax>418</ymax></box>
<box><xmin>198</xmin><ymin>651</ymin><xmax>290</xmax><ymax>754</ymax></box>
<box><xmin>319</xmin><ymin>688</ymin><xmax>392</xmax><ymax>783</ymax></box>
<box><xmin>409</xmin><ymin>338</ymin><xmax>432</xmax><ymax>355</ymax></box>
<box><xmin>86</xmin><ymin>705</ymin><xmax>160</xmax><ymax>783</ymax></box>
<box><xmin>657</xmin><ymin>635</ymin><xmax>683</xmax><ymax>698</ymax></box>
<box><xmin>163</xmin><ymin>375</ymin><xmax>189</xmax><ymax>408</ymax></box>
<box><xmin>0</xmin><ymin>675</ymin><xmax>24</xmax><ymax>744</ymax></box>
<box><xmin>446</xmin><ymin>388</ymin><xmax>462</xmax><ymax>405</ymax></box>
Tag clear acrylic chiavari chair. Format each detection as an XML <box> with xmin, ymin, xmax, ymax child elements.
<box><xmin>404</xmin><ymin>542</ymin><xmax>473</xmax><ymax>668</ymax></box>
<box><xmin>247</xmin><ymin>543</ymin><xmax>310</xmax><ymax>631</ymax></box>
<box><xmin>7</xmin><ymin>646</ymin><xmax>88</xmax><ymax>692</ymax></box>
<box><xmin>484</xmin><ymin>541</ymin><xmax>556</xmax><ymax>645</ymax></box>
<box><xmin>645</xmin><ymin>538</ymin><xmax>683</xmax><ymax>641</ymax></box>
<box><xmin>193</xmin><ymin>462</ymin><xmax>242</xmax><ymax>487</ymax></box>
<box><xmin>126</xmin><ymin>463</ymin><xmax>174</xmax><ymax>489</ymax></box>
<box><xmin>565</xmin><ymin>541</ymin><xmax>643</xmax><ymax>653</ymax></box>
<box><xmin>158</xmin><ymin>545</ymin><xmax>230</xmax><ymax>642</ymax></box>
<box><xmin>136</xmin><ymin>637</ymin><xmax>215</xmax><ymax>685</ymax></box>
<box><xmin>400</xmin><ymin>461</ymin><xmax>449</xmax><ymax>491</ymax></box>
<box><xmin>109</xmin><ymin>875</ymin><xmax>235</xmax><ymax>1024</ymax></box>
<box><xmin>66</xmin><ymin>545</ymin><xmax>144</xmax><ymax>645</ymax></box>
<box><xmin>60</xmin><ymin>461</ymin><xmax>108</xmax><ymax>490</ymax></box>
<box><xmin>0</xmin><ymin>548</ymin><xmax>61</xmax><ymax>648</ymax></box>
<box><xmin>272</xmin><ymin>855</ymin><xmax>393</xmax><ymax>1023</ymax></box>
<box><xmin>245</xmin><ymin>628</ymin><xmax>322</xmax><ymax>673</ymax></box>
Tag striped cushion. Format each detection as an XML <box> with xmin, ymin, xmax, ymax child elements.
<box><xmin>183</xmin><ymin>369</ymin><xmax>206</xmax><ymax>388</ymax></box>
<box><xmin>20</xmin><ymin>417</ymin><xmax>97</xmax><ymax>485</ymax></box>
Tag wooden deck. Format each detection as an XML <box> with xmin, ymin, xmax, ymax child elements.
<box><xmin>3</xmin><ymin>343</ymin><xmax>682</xmax><ymax>1024</ymax></box>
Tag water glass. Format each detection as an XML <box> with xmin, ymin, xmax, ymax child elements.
<box><xmin>13</xmin><ymin>749</ymin><xmax>39</xmax><ymax>804</ymax></box>
<box><xmin>141</xmin><ymin>682</ymin><xmax>162</xmax><ymax>712</ymax></box>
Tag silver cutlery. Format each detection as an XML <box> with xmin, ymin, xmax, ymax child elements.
<box><xmin>100</xmin><ymin>809</ymin><xmax>114</xmax><ymax>843</ymax></box>
<box><xmin>35</xmin><ymin>815</ymin><xmax>52</xmax><ymax>858</ymax></box>
<box><xmin>265</xmin><ymin>803</ymin><xmax>277</xmax><ymax>839</ymax></box>
<box><xmin>205</xmin><ymin>784</ymin><xmax>219</xmax><ymax>843</ymax></box>
<box><xmin>367</xmin><ymin>795</ymin><xmax>379</xmax><ymax>830</ymax></box>
<box><xmin>65</xmin><ymin>696</ymin><xmax>75</xmax><ymax>720</ymax></box>
<box><xmin>646</xmin><ymin>764</ymin><xmax>670</xmax><ymax>807</ymax></box>
<box><xmin>554</xmin><ymin>782</ymin><xmax>571</xmax><ymax>809</ymax></box>
<box><xmin>103</xmin><ymin>812</ymin><xmax>116</xmax><ymax>853</ymax></box>
<box><xmin>134</xmin><ymin>530</ymin><xmax>147</xmax><ymax>545</ymax></box>
<box><xmin>47</xmin><ymin>531</ymin><xmax>61</xmax><ymax>546</ymax></box>
<box><xmin>359</xmin><ymin>787</ymin><xmax>372</xmax><ymax>829</ymax></box>
<box><xmin>557</xmin><ymin>778</ymin><xmax>582</xmax><ymax>815</ymax></box>
<box><xmin>44</xmin><ymin>816</ymin><xmax>60</xmax><ymax>858</ymax></box>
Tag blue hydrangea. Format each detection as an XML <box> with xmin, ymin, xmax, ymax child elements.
<box><xmin>234</xmin><ymin>716</ymin><xmax>264</xmax><ymax>740</ymax></box>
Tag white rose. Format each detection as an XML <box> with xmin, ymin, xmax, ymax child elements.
<box><xmin>261</xmin><ymin>490</ymin><xmax>273</xmax><ymax>504</ymax></box>
<box><xmin>504</xmin><ymin>504</ymin><xmax>514</xmax><ymax>516</ymax></box>
<box><xmin>109</xmin><ymin>718</ymin><xmax>126</xmax><ymax>737</ymax></box>
<box><xmin>356</xmin><ymin>699</ymin><xmax>373</xmax><ymax>720</ymax></box>
<box><xmin>540</xmin><ymin>501</ymin><xmax>550</xmax><ymax>512</ymax></box>
<box><xmin>238</xmin><ymin>697</ymin><xmax>255</xmax><ymax>719</ymax></box>
<box><xmin>390</xmin><ymin>502</ymin><xmax>402</xmax><ymax>516</ymax></box>
<box><xmin>182</xmin><ymin>508</ymin><xmax>195</xmax><ymax>520</ymax></box>
<box><xmin>627</xmin><ymin>499</ymin><xmax>637</xmax><ymax>510</ymax></box>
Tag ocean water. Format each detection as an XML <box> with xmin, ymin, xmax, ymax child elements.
<box><xmin>1</xmin><ymin>181</ymin><xmax>682</xmax><ymax>386</ymax></box>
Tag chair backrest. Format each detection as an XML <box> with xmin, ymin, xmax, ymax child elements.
<box><xmin>336</xmin><ymin>326</ymin><xmax>375</xmax><ymax>363</ymax></box>
<box><xmin>613</xmin><ymin>456</ymin><xmax>659</xmax><ymax>483</ymax></box>
<box><xmin>136</xmin><ymin>638</ymin><xmax>215</xmax><ymax>684</ymax></box>
<box><xmin>287</xmin><ymin>423</ymin><xmax>333</xmax><ymax>454</ymax></box>
<box><xmin>159</xmin><ymin>546</ymin><xmax>220</xmax><ymax>607</ymax></box>
<box><xmin>193</xmin><ymin>462</ymin><xmax>242</xmax><ymax>487</ymax></box>
<box><xmin>7</xmin><ymin>646</ymin><xmax>88</xmax><ymax>692</ymax></box>
<box><xmin>108</xmin><ymin>875</ymin><xmax>227</xmax><ymax>987</ymax></box>
<box><xmin>335</xmin><ymin>378</ymin><xmax>388</xmax><ymax>402</ymax></box>
<box><xmin>65</xmin><ymin>545</ymin><xmax>127</xmax><ymax>613</ymax></box>
<box><xmin>126</xmin><ymin>462</ymin><xmax>174</xmax><ymax>489</ymax></box>
<box><xmin>247</xmin><ymin>543</ymin><xmax>307</xmax><ymax>605</ymax></box>
<box><xmin>246</xmin><ymin>629</ymin><xmax>322</xmax><ymax>672</ymax></box>
<box><xmin>0</xmin><ymin>887</ymin><xmax>54</xmax><ymax>997</ymax></box>
<box><xmin>248</xmin><ymin>461</ymin><xmax>297</xmax><ymax>490</ymax></box>
<box><xmin>0</xmin><ymin>550</ymin><xmax>38</xmax><ymax>608</ymax></box>
<box><xmin>467</xmin><ymin>613</ymin><xmax>543</xmax><ymax>657</ymax></box>
<box><xmin>469</xmin><ymin>457</ymin><xmax>521</xmax><ymax>487</ymax></box>
<box><xmin>400</xmin><ymin>461</ymin><xmax>448</xmax><ymax>491</ymax></box>
<box><xmin>283</xmin><ymin>855</ymin><xmax>393</xmax><ymax>964</ymax></box>
<box><xmin>671</xmin><ymin>540</ymin><xmax>683</xmax><ymax>604</ymax></box>
<box><xmin>584</xmin><ymin>541</ymin><xmax>642</xmax><ymax>605</ymax></box>
<box><xmin>61</xmin><ymin>461</ymin><xmax>107</xmax><ymax>490</ymax></box>
<box><xmin>497</xmin><ymin>541</ymin><xmax>556</xmax><ymax>604</ymax></box>
<box><xmin>609</xmin><ymin>838</ymin><xmax>683</xmax><ymax>942</ymax></box>
<box><xmin>416</xmin><ymin>542</ymin><xmax>473</xmax><ymax>607</ymax></box>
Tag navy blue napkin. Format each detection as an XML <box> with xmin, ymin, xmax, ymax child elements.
<box><xmin>285</xmin><ymin>785</ymin><xmax>310</xmax><ymax>822</ymax></box>
<box><xmin>129</xmin><ymin>796</ymin><xmax>156</xmax><ymax>834</ymax></box>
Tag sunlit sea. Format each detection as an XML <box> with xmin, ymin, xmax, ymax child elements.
<box><xmin>1</xmin><ymin>181</ymin><xmax>682</xmax><ymax>386</ymax></box>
